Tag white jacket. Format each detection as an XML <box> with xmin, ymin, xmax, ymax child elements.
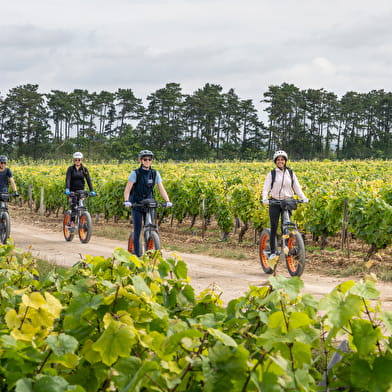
<box><xmin>262</xmin><ymin>167</ymin><xmax>307</xmax><ymax>201</ymax></box>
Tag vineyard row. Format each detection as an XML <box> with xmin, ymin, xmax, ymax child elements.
<box><xmin>11</xmin><ymin>160</ymin><xmax>392</xmax><ymax>257</ymax></box>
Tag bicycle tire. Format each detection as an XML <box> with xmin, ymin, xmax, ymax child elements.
<box><xmin>63</xmin><ymin>212</ymin><xmax>75</xmax><ymax>242</ymax></box>
<box><xmin>128</xmin><ymin>232</ymin><xmax>143</xmax><ymax>254</ymax></box>
<box><xmin>259</xmin><ymin>228</ymin><xmax>275</xmax><ymax>274</ymax></box>
<box><xmin>285</xmin><ymin>230</ymin><xmax>306</xmax><ymax>277</ymax></box>
<box><xmin>0</xmin><ymin>211</ymin><xmax>10</xmax><ymax>244</ymax></box>
<box><xmin>78</xmin><ymin>212</ymin><xmax>92</xmax><ymax>243</ymax></box>
<box><xmin>144</xmin><ymin>230</ymin><xmax>161</xmax><ymax>253</ymax></box>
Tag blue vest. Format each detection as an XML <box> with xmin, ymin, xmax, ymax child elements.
<box><xmin>130</xmin><ymin>167</ymin><xmax>156</xmax><ymax>203</ymax></box>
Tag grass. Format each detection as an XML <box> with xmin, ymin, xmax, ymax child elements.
<box><xmin>36</xmin><ymin>259</ymin><xmax>68</xmax><ymax>278</ymax></box>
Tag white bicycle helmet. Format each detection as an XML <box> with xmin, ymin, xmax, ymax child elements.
<box><xmin>0</xmin><ymin>155</ymin><xmax>8</xmax><ymax>163</ymax></box>
<box><xmin>273</xmin><ymin>150</ymin><xmax>288</xmax><ymax>163</ymax></box>
<box><xmin>138</xmin><ymin>150</ymin><xmax>154</xmax><ymax>159</ymax></box>
<box><xmin>73</xmin><ymin>152</ymin><xmax>83</xmax><ymax>159</ymax></box>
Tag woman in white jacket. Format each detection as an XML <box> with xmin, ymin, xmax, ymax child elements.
<box><xmin>262</xmin><ymin>150</ymin><xmax>308</xmax><ymax>260</ymax></box>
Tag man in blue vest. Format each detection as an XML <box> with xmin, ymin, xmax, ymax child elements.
<box><xmin>123</xmin><ymin>150</ymin><xmax>172</xmax><ymax>256</ymax></box>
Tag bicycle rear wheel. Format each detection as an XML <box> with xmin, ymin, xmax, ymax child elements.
<box><xmin>63</xmin><ymin>211</ymin><xmax>74</xmax><ymax>242</ymax></box>
<box><xmin>78</xmin><ymin>212</ymin><xmax>92</xmax><ymax>243</ymax></box>
<box><xmin>0</xmin><ymin>212</ymin><xmax>10</xmax><ymax>244</ymax></box>
<box><xmin>259</xmin><ymin>228</ymin><xmax>276</xmax><ymax>274</ymax></box>
<box><xmin>285</xmin><ymin>230</ymin><xmax>306</xmax><ymax>277</ymax></box>
<box><xmin>144</xmin><ymin>230</ymin><xmax>160</xmax><ymax>252</ymax></box>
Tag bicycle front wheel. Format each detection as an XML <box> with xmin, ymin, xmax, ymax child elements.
<box><xmin>0</xmin><ymin>212</ymin><xmax>11</xmax><ymax>244</ymax></box>
<box><xmin>63</xmin><ymin>212</ymin><xmax>74</xmax><ymax>242</ymax></box>
<box><xmin>259</xmin><ymin>228</ymin><xmax>276</xmax><ymax>274</ymax></box>
<box><xmin>285</xmin><ymin>230</ymin><xmax>306</xmax><ymax>277</ymax></box>
<box><xmin>128</xmin><ymin>232</ymin><xmax>143</xmax><ymax>255</ymax></box>
<box><xmin>144</xmin><ymin>230</ymin><xmax>160</xmax><ymax>252</ymax></box>
<box><xmin>78</xmin><ymin>212</ymin><xmax>92</xmax><ymax>243</ymax></box>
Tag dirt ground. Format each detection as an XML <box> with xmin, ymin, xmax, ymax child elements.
<box><xmin>6</xmin><ymin>204</ymin><xmax>392</xmax><ymax>310</ymax></box>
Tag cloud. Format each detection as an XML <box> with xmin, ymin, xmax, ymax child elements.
<box><xmin>1</xmin><ymin>0</ymin><xmax>392</xmax><ymax>103</ymax></box>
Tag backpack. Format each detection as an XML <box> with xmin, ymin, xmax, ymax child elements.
<box><xmin>130</xmin><ymin>167</ymin><xmax>157</xmax><ymax>197</ymax></box>
<box><xmin>270</xmin><ymin>167</ymin><xmax>294</xmax><ymax>189</ymax></box>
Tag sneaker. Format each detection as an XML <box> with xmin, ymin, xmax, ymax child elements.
<box><xmin>269</xmin><ymin>253</ymin><xmax>277</xmax><ymax>260</ymax></box>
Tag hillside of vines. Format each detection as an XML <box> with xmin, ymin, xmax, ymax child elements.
<box><xmin>11</xmin><ymin>159</ymin><xmax>392</xmax><ymax>260</ymax></box>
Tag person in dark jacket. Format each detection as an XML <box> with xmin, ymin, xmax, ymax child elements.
<box><xmin>123</xmin><ymin>150</ymin><xmax>171</xmax><ymax>256</ymax></box>
<box><xmin>0</xmin><ymin>155</ymin><xmax>19</xmax><ymax>195</ymax></box>
<box><xmin>65</xmin><ymin>152</ymin><xmax>96</xmax><ymax>229</ymax></box>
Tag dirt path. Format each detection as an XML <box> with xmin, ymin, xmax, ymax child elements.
<box><xmin>8</xmin><ymin>219</ymin><xmax>392</xmax><ymax>309</ymax></box>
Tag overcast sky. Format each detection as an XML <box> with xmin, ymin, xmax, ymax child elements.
<box><xmin>1</xmin><ymin>0</ymin><xmax>392</xmax><ymax>109</ymax></box>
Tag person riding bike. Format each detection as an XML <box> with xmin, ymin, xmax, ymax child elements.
<box><xmin>0</xmin><ymin>155</ymin><xmax>19</xmax><ymax>196</ymax></box>
<box><xmin>65</xmin><ymin>152</ymin><xmax>96</xmax><ymax>230</ymax></box>
<box><xmin>123</xmin><ymin>150</ymin><xmax>172</xmax><ymax>257</ymax></box>
<box><xmin>261</xmin><ymin>150</ymin><xmax>308</xmax><ymax>261</ymax></box>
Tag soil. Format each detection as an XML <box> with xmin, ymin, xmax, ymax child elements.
<box><xmin>6</xmin><ymin>204</ymin><xmax>392</xmax><ymax>310</ymax></box>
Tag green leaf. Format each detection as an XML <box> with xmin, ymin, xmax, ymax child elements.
<box><xmin>319</xmin><ymin>291</ymin><xmax>363</xmax><ymax>339</ymax></box>
<box><xmin>112</xmin><ymin>356</ymin><xmax>142</xmax><ymax>390</ymax></box>
<box><xmin>163</xmin><ymin>329</ymin><xmax>204</xmax><ymax>356</ymax></box>
<box><xmin>381</xmin><ymin>311</ymin><xmax>392</xmax><ymax>333</ymax></box>
<box><xmin>132</xmin><ymin>276</ymin><xmax>151</xmax><ymax>297</ymax></box>
<box><xmin>33</xmin><ymin>376</ymin><xmax>69</xmax><ymax>392</ymax></box>
<box><xmin>15</xmin><ymin>378</ymin><xmax>33</xmax><ymax>392</ymax></box>
<box><xmin>350</xmin><ymin>279</ymin><xmax>380</xmax><ymax>300</ymax></box>
<box><xmin>351</xmin><ymin>319</ymin><xmax>383</xmax><ymax>358</ymax></box>
<box><xmin>46</xmin><ymin>333</ymin><xmax>79</xmax><ymax>356</ymax></box>
<box><xmin>208</xmin><ymin>328</ymin><xmax>237</xmax><ymax>347</ymax></box>
<box><xmin>92</xmin><ymin>321</ymin><xmax>136</xmax><ymax>366</ymax></box>
<box><xmin>203</xmin><ymin>342</ymin><xmax>249</xmax><ymax>392</ymax></box>
<box><xmin>269</xmin><ymin>276</ymin><xmax>304</xmax><ymax>300</ymax></box>
<box><xmin>119</xmin><ymin>360</ymin><xmax>159</xmax><ymax>392</ymax></box>
<box><xmin>113</xmin><ymin>247</ymin><xmax>142</xmax><ymax>268</ymax></box>
<box><xmin>174</xmin><ymin>259</ymin><xmax>188</xmax><ymax>279</ymax></box>
<box><xmin>369</xmin><ymin>357</ymin><xmax>392</xmax><ymax>391</ymax></box>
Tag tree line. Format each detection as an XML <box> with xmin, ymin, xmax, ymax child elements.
<box><xmin>0</xmin><ymin>82</ymin><xmax>391</xmax><ymax>161</ymax></box>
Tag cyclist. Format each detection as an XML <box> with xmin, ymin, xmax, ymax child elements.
<box><xmin>65</xmin><ymin>152</ymin><xmax>96</xmax><ymax>231</ymax></box>
<box><xmin>0</xmin><ymin>155</ymin><xmax>19</xmax><ymax>196</ymax></box>
<box><xmin>261</xmin><ymin>150</ymin><xmax>308</xmax><ymax>260</ymax></box>
<box><xmin>123</xmin><ymin>150</ymin><xmax>172</xmax><ymax>257</ymax></box>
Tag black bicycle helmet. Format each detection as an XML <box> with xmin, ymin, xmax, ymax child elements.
<box><xmin>138</xmin><ymin>150</ymin><xmax>154</xmax><ymax>159</ymax></box>
<box><xmin>0</xmin><ymin>155</ymin><xmax>8</xmax><ymax>163</ymax></box>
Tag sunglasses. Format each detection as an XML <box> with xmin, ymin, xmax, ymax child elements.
<box><xmin>0</xmin><ymin>162</ymin><xmax>6</xmax><ymax>164</ymax></box>
<box><xmin>142</xmin><ymin>158</ymin><xmax>152</xmax><ymax>161</ymax></box>
<box><xmin>74</xmin><ymin>159</ymin><xmax>81</xmax><ymax>162</ymax></box>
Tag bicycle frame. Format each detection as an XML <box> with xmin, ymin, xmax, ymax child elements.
<box><xmin>259</xmin><ymin>198</ymin><xmax>306</xmax><ymax>277</ymax></box>
<box><xmin>128</xmin><ymin>198</ymin><xmax>167</xmax><ymax>255</ymax></box>
<box><xmin>63</xmin><ymin>190</ymin><xmax>93</xmax><ymax>243</ymax></box>
<box><xmin>0</xmin><ymin>193</ymin><xmax>17</xmax><ymax>244</ymax></box>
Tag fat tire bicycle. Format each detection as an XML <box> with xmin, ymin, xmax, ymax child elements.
<box><xmin>127</xmin><ymin>198</ymin><xmax>169</xmax><ymax>255</ymax></box>
<box><xmin>63</xmin><ymin>190</ymin><xmax>95</xmax><ymax>243</ymax></box>
<box><xmin>0</xmin><ymin>193</ymin><xmax>18</xmax><ymax>244</ymax></box>
<box><xmin>259</xmin><ymin>198</ymin><xmax>306</xmax><ymax>277</ymax></box>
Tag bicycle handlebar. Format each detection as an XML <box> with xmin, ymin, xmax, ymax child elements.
<box><xmin>66</xmin><ymin>190</ymin><xmax>97</xmax><ymax>197</ymax></box>
<box><xmin>130</xmin><ymin>201</ymin><xmax>170</xmax><ymax>208</ymax></box>
<box><xmin>0</xmin><ymin>192</ymin><xmax>19</xmax><ymax>201</ymax></box>
<box><xmin>268</xmin><ymin>198</ymin><xmax>306</xmax><ymax>210</ymax></box>
<box><xmin>269</xmin><ymin>198</ymin><xmax>304</xmax><ymax>205</ymax></box>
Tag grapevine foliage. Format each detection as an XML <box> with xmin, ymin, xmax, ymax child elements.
<box><xmin>0</xmin><ymin>243</ymin><xmax>391</xmax><ymax>391</ymax></box>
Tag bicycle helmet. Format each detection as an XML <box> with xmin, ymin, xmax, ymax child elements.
<box><xmin>0</xmin><ymin>155</ymin><xmax>7</xmax><ymax>163</ymax></box>
<box><xmin>138</xmin><ymin>150</ymin><xmax>154</xmax><ymax>159</ymax></box>
<box><xmin>273</xmin><ymin>150</ymin><xmax>288</xmax><ymax>163</ymax></box>
<box><xmin>73</xmin><ymin>152</ymin><xmax>83</xmax><ymax>159</ymax></box>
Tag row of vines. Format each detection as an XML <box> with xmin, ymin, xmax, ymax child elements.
<box><xmin>1</xmin><ymin>243</ymin><xmax>391</xmax><ymax>391</ymax></box>
<box><xmin>12</xmin><ymin>160</ymin><xmax>392</xmax><ymax>259</ymax></box>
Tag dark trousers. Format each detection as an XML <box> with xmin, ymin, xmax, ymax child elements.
<box><xmin>132</xmin><ymin>208</ymin><xmax>155</xmax><ymax>257</ymax></box>
<box><xmin>269</xmin><ymin>201</ymin><xmax>291</xmax><ymax>254</ymax></box>
<box><xmin>69</xmin><ymin>194</ymin><xmax>79</xmax><ymax>222</ymax></box>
